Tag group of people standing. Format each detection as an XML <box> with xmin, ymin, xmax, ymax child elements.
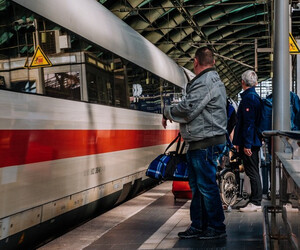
<box><xmin>162</xmin><ymin>47</ymin><xmax>263</xmax><ymax>240</ymax></box>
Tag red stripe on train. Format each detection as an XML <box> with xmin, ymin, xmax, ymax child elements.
<box><xmin>0</xmin><ymin>130</ymin><xmax>178</xmax><ymax>168</ymax></box>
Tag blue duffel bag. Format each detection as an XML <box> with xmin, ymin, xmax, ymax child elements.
<box><xmin>146</xmin><ymin>133</ymin><xmax>188</xmax><ymax>181</ymax></box>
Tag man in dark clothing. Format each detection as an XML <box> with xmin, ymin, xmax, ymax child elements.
<box><xmin>233</xmin><ymin>70</ymin><xmax>262</xmax><ymax>212</ymax></box>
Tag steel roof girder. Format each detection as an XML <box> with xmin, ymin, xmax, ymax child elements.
<box><xmin>202</xmin><ymin>8</ymin><xmax>266</xmax><ymax>37</ymax></box>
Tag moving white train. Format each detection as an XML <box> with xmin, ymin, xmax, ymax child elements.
<box><xmin>0</xmin><ymin>0</ymin><xmax>193</xmax><ymax>248</ymax></box>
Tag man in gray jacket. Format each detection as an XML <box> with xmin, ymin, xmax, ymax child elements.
<box><xmin>162</xmin><ymin>47</ymin><xmax>227</xmax><ymax>240</ymax></box>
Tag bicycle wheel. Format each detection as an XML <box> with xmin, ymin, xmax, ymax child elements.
<box><xmin>220</xmin><ymin>171</ymin><xmax>237</xmax><ymax>206</ymax></box>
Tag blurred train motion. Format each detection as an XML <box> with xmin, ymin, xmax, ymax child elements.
<box><xmin>0</xmin><ymin>0</ymin><xmax>194</xmax><ymax>248</ymax></box>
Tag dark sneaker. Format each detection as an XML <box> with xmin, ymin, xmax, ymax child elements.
<box><xmin>198</xmin><ymin>228</ymin><xmax>227</xmax><ymax>240</ymax></box>
<box><xmin>178</xmin><ymin>226</ymin><xmax>203</xmax><ymax>239</ymax></box>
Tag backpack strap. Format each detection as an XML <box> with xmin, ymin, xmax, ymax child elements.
<box><xmin>247</xmin><ymin>91</ymin><xmax>261</xmax><ymax>100</ymax></box>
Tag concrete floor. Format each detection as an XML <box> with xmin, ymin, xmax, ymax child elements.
<box><xmin>39</xmin><ymin>181</ymin><xmax>300</xmax><ymax>250</ymax></box>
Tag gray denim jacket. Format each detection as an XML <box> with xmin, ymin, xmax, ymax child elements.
<box><xmin>164</xmin><ymin>67</ymin><xmax>227</xmax><ymax>143</ymax></box>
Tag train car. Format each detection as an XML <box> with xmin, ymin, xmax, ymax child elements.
<box><xmin>0</xmin><ymin>0</ymin><xmax>193</xmax><ymax>249</ymax></box>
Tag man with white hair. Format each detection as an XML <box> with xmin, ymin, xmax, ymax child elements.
<box><xmin>233</xmin><ymin>70</ymin><xmax>263</xmax><ymax>212</ymax></box>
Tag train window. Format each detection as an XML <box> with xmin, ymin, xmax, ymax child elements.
<box><xmin>0</xmin><ymin>3</ymin><xmax>37</xmax><ymax>94</ymax></box>
<box><xmin>86</xmin><ymin>53</ymin><xmax>115</xmax><ymax>106</ymax></box>
<box><xmin>45</xmin><ymin>72</ymin><xmax>80</xmax><ymax>100</ymax></box>
<box><xmin>86</xmin><ymin>69</ymin><xmax>114</xmax><ymax>105</ymax></box>
<box><xmin>0</xmin><ymin>2</ymin><xmax>183</xmax><ymax>111</ymax></box>
<box><xmin>0</xmin><ymin>76</ymin><xmax>6</xmax><ymax>89</ymax></box>
<box><xmin>85</xmin><ymin>51</ymin><xmax>130</xmax><ymax>108</ymax></box>
<box><xmin>126</xmin><ymin>63</ymin><xmax>161</xmax><ymax>113</ymax></box>
<box><xmin>87</xmin><ymin>71</ymin><xmax>98</xmax><ymax>103</ymax></box>
<box><xmin>162</xmin><ymin>81</ymin><xmax>183</xmax><ymax>106</ymax></box>
<box><xmin>126</xmin><ymin>61</ymin><xmax>183</xmax><ymax>114</ymax></box>
<box><xmin>113</xmin><ymin>58</ymin><xmax>129</xmax><ymax>108</ymax></box>
<box><xmin>11</xmin><ymin>81</ymin><xmax>36</xmax><ymax>93</ymax></box>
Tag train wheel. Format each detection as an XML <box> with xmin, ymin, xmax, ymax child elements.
<box><xmin>220</xmin><ymin>171</ymin><xmax>237</xmax><ymax>206</ymax></box>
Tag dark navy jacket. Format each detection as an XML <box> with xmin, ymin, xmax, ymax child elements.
<box><xmin>233</xmin><ymin>87</ymin><xmax>262</xmax><ymax>148</ymax></box>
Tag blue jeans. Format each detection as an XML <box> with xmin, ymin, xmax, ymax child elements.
<box><xmin>187</xmin><ymin>144</ymin><xmax>226</xmax><ymax>232</ymax></box>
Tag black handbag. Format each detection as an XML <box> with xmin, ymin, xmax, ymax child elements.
<box><xmin>146</xmin><ymin>133</ymin><xmax>188</xmax><ymax>181</ymax></box>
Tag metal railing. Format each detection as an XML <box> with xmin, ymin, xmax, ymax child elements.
<box><xmin>261</xmin><ymin>130</ymin><xmax>300</xmax><ymax>250</ymax></box>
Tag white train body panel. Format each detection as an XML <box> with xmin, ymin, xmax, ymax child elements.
<box><xmin>0</xmin><ymin>90</ymin><xmax>179</xmax><ymax>221</ymax></box>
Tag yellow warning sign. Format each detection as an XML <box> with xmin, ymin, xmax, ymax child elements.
<box><xmin>28</xmin><ymin>45</ymin><xmax>52</xmax><ymax>68</ymax></box>
<box><xmin>289</xmin><ymin>33</ymin><xmax>300</xmax><ymax>54</ymax></box>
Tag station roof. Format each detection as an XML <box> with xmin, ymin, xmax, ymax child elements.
<box><xmin>100</xmin><ymin>0</ymin><xmax>300</xmax><ymax>97</ymax></box>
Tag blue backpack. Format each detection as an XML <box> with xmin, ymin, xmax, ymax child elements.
<box><xmin>257</xmin><ymin>97</ymin><xmax>273</xmax><ymax>135</ymax></box>
<box><xmin>290</xmin><ymin>92</ymin><xmax>300</xmax><ymax>130</ymax></box>
<box><xmin>248</xmin><ymin>92</ymin><xmax>272</xmax><ymax>136</ymax></box>
<box><xmin>256</xmin><ymin>92</ymin><xmax>300</xmax><ymax>135</ymax></box>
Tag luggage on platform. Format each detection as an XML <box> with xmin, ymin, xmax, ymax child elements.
<box><xmin>146</xmin><ymin>133</ymin><xmax>188</xmax><ymax>181</ymax></box>
<box><xmin>172</xmin><ymin>180</ymin><xmax>192</xmax><ymax>200</ymax></box>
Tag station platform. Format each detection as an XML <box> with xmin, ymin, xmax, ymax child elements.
<box><xmin>38</xmin><ymin>181</ymin><xmax>299</xmax><ymax>250</ymax></box>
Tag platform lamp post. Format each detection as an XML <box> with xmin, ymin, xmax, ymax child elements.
<box><xmin>272</xmin><ymin>0</ymin><xmax>291</xmax><ymax>206</ymax></box>
<box><xmin>266</xmin><ymin>1</ymin><xmax>291</xmax><ymax>248</ymax></box>
<box><xmin>33</xmin><ymin>19</ymin><xmax>45</xmax><ymax>94</ymax></box>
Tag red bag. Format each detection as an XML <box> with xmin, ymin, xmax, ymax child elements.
<box><xmin>172</xmin><ymin>180</ymin><xmax>192</xmax><ymax>200</ymax></box>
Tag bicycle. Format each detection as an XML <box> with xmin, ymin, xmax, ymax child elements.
<box><xmin>217</xmin><ymin>149</ymin><xmax>249</xmax><ymax>208</ymax></box>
